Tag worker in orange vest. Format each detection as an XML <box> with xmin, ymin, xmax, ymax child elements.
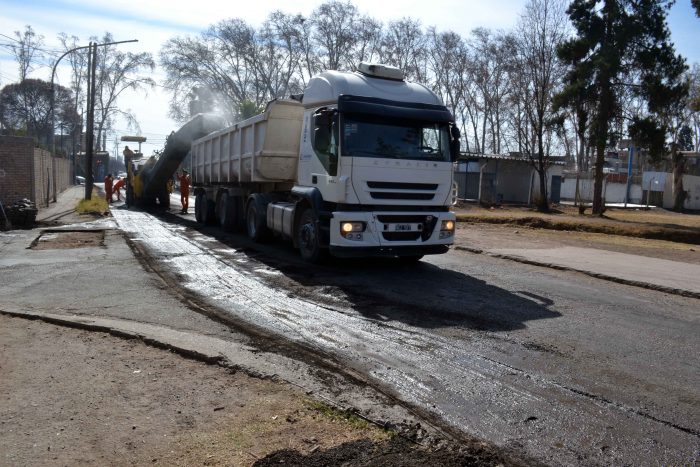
<box><xmin>178</xmin><ymin>170</ymin><xmax>190</xmax><ymax>214</ymax></box>
<box><xmin>112</xmin><ymin>177</ymin><xmax>126</xmax><ymax>201</ymax></box>
<box><xmin>104</xmin><ymin>174</ymin><xmax>113</xmax><ymax>203</ymax></box>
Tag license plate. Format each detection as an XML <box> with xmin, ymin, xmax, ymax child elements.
<box><xmin>394</xmin><ymin>224</ymin><xmax>412</xmax><ymax>231</ymax></box>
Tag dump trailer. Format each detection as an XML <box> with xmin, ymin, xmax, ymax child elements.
<box><xmin>191</xmin><ymin>62</ymin><xmax>459</xmax><ymax>262</ymax></box>
<box><xmin>126</xmin><ymin>114</ymin><xmax>223</xmax><ymax>208</ymax></box>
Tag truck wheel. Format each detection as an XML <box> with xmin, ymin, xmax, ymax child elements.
<box><xmin>297</xmin><ymin>207</ymin><xmax>325</xmax><ymax>263</ymax></box>
<box><xmin>246</xmin><ymin>199</ymin><xmax>269</xmax><ymax>242</ymax></box>
<box><xmin>218</xmin><ymin>192</ymin><xmax>236</xmax><ymax>232</ymax></box>
<box><xmin>195</xmin><ymin>192</ymin><xmax>205</xmax><ymax>223</ymax></box>
<box><xmin>201</xmin><ymin>193</ymin><xmax>216</xmax><ymax>225</ymax></box>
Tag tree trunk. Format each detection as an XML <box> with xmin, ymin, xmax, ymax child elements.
<box><xmin>672</xmin><ymin>150</ymin><xmax>687</xmax><ymax>211</ymax></box>
<box><xmin>536</xmin><ymin>125</ymin><xmax>549</xmax><ymax>213</ymax></box>
<box><xmin>537</xmin><ymin>168</ymin><xmax>549</xmax><ymax>212</ymax></box>
<box><xmin>592</xmin><ymin>141</ymin><xmax>606</xmax><ymax>214</ymax></box>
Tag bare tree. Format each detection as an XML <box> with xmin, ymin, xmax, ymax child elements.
<box><xmin>311</xmin><ymin>1</ymin><xmax>360</xmax><ymax>71</ymax></box>
<box><xmin>161</xmin><ymin>20</ymin><xmax>256</xmax><ymax>123</ymax></box>
<box><xmin>426</xmin><ymin>29</ymin><xmax>467</xmax><ymax>147</ymax></box>
<box><xmin>265</xmin><ymin>12</ymin><xmax>310</xmax><ymax>90</ymax></box>
<box><xmin>468</xmin><ymin>28</ymin><xmax>516</xmax><ymax>155</ymax></box>
<box><xmin>351</xmin><ymin>15</ymin><xmax>383</xmax><ymax>68</ymax></box>
<box><xmin>514</xmin><ymin>0</ymin><xmax>568</xmax><ymax>211</ymax></box>
<box><xmin>380</xmin><ymin>18</ymin><xmax>427</xmax><ymax>82</ymax></box>
<box><xmin>57</xmin><ymin>33</ymin><xmax>89</xmax><ymax>156</ymax></box>
<box><xmin>92</xmin><ymin>33</ymin><xmax>155</xmax><ymax>150</ymax></box>
<box><xmin>9</xmin><ymin>25</ymin><xmax>44</xmax><ymax>81</ymax></box>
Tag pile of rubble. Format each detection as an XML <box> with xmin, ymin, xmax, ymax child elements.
<box><xmin>1</xmin><ymin>199</ymin><xmax>38</xmax><ymax>230</ymax></box>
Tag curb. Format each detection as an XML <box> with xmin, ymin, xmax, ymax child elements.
<box><xmin>0</xmin><ymin>308</ymin><xmax>451</xmax><ymax>450</ymax></box>
<box><xmin>454</xmin><ymin>246</ymin><xmax>700</xmax><ymax>300</ymax></box>
<box><xmin>0</xmin><ymin>309</ymin><xmax>228</xmax><ymax>365</ymax></box>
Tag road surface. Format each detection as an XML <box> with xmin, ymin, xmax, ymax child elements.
<box><xmin>110</xmin><ymin>206</ymin><xmax>699</xmax><ymax>466</ymax></box>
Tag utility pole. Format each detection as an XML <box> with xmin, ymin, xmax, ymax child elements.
<box><xmin>48</xmin><ymin>39</ymin><xmax>137</xmax><ymax>200</ymax></box>
<box><xmin>85</xmin><ymin>42</ymin><xmax>98</xmax><ymax>200</ymax></box>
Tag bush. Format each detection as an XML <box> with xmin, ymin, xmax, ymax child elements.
<box><xmin>76</xmin><ymin>197</ymin><xmax>108</xmax><ymax>215</ymax></box>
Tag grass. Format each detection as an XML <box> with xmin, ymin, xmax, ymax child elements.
<box><xmin>75</xmin><ymin>196</ymin><xmax>108</xmax><ymax>215</ymax></box>
<box><xmin>304</xmin><ymin>399</ymin><xmax>392</xmax><ymax>435</ymax></box>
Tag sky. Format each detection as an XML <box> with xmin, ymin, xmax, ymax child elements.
<box><xmin>1</xmin><ymin>0</ymin><xmax>699</xmax><ymax>158</ymax></box>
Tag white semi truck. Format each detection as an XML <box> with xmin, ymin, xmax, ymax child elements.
<box><xmin>190</xmin><ymin>63</ymin><xmax>460</xmax><ymax>262</ymax></box>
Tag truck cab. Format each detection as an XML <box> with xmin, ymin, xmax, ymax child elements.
<box><xmin>189</xmin><ymin>63</ymin><xmax>459</xmax><ymax>263</ymax></box>
<box><xmin>290</xmin><ymin>63</ymin><xmax>459</xmax><ymax>261</ymax></box>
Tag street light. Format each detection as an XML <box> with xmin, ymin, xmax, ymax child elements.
<box><xmin>49</xmin><ymin>39</ymin><xmax>138</xmax><ymax>202</ymax></box>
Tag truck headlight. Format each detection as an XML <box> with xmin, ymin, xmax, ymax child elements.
<box><xmin>441</xmin><ymin>220</ymin><xmax>455</xmax><ymax>231</ymax></box>
<box><xmin>341</xmin><ymin>222</ymin><xmax>365</xmax><ymax>233</ymax></box>
<box><xmin>439</xmin><ymin>220</ymin><xmax>455</xmax><ymax>239</ymax></box>
<box><xmin>341</xmin><ymin>222</ymin><xmax>366</xmax><ymax>240</ymax></box>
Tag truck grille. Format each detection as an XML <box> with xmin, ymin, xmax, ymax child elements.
<box><xmin>367</xmin><ymin>181</ymin><xmax>437</xmax><ymax>201</ymax></box>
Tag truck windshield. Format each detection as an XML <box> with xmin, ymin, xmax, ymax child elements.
<box><xmin>342</xmin><ymin>115</ymin><xmax>451</xmax><ymax>162</ymax></box>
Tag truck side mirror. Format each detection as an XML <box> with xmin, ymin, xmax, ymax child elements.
<box><xmin>450</xmin><ymin>125</ymin><xmax>461</xmax><ymax>162</ymax></box>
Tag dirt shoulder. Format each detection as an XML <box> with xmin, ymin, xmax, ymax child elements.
<box><xmin>453</xmin><ymin>204</ymin><xmax>700</xmax><ymax>265</ymax></box>
<box><xmin>454</xmin><ymin>203</ymin><xmax>700</xmax><ymax>245</ymax></box>
<box><xmin>454</xmin><ymin>223</ymin><xmax>700</xmax><ymax>265</ymax></box>
<box><xmin>0</xmin><ymin>316</ymin><xmax>516</xmax><ymax>467</ymax></box>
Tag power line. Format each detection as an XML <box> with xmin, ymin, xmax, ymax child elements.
<box><xmin>0</xmin><ymin>33</ymin><xmax>66</xmax><ymax>56</ymax></box>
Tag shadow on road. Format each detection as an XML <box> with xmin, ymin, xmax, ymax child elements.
<box><xmin>130</xmin><ymin>206</ymin><xmax>561</xmax><ymax>333</ymax></box>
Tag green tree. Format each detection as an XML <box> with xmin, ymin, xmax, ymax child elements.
<box><xmin>555</xmin><ymin>0</ymin><xmax>686</xmax><ymax>215</ymax></box>
<box><xmin>0</xmin><ymin>79</ymin><xmax>78</xmax><ymax>147</ymax></box>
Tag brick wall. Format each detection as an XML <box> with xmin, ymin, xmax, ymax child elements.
<box><xmin>0</xmin><ymin>136</ymin><xmax>72</xmax><ymax>208</ymax></box>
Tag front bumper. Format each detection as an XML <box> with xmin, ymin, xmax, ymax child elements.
<box><xmin>329</xmin><ymin>210</ymin><xmax>455</xmax><ymax>257</ymax></box>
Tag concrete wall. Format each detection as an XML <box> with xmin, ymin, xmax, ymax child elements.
<box><xmin>561</xmin><ymin>172</ymin><xmax>700</xmax><ymax>209</ymax></box>
<box><xmin>0</xmin><ymin>136</ymin><xmax>72</xmax><ymax>208</ymax></box>
<box><xmin>494</xmin><ymin>163</ymin><xmax>533</xmax><ymax>203</ymax></box>
<box><xmin>682</xmin><ymin>174</ymin><xmax>700</xmax><ymax>210</ymax></box>
<box><xmin>456</xmin><ymin>158</ymin><xmax>564</xmax><ymax>204</ymax></box>
<box><xmin>561</xmin><ymin>178</ymin><xmax>643</xmax><ymax>204</ymax></box>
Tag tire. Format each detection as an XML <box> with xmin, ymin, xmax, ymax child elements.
<box><xmin>201</xmin><ymin>192</ymin><xmax>216</xmax><ymax>225</ymax></box>
<box><xmin>218</xmin><ymin>192</ymin><xmax>236</xmax><ymax>231</ymax></box>
<box><xmin>245</xmin><ymin>199</ymin><xmax>269</xmax><ymax>242</ymax></box>
<box><xmin>297</xmin><ymin>207</ymin><xmax>325</xmax><ymax>263</ymax></box>
<box><xmin>195</xmin><ymin>192</ymin><xmax>205</xmax><ymax>223</ymax></box>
